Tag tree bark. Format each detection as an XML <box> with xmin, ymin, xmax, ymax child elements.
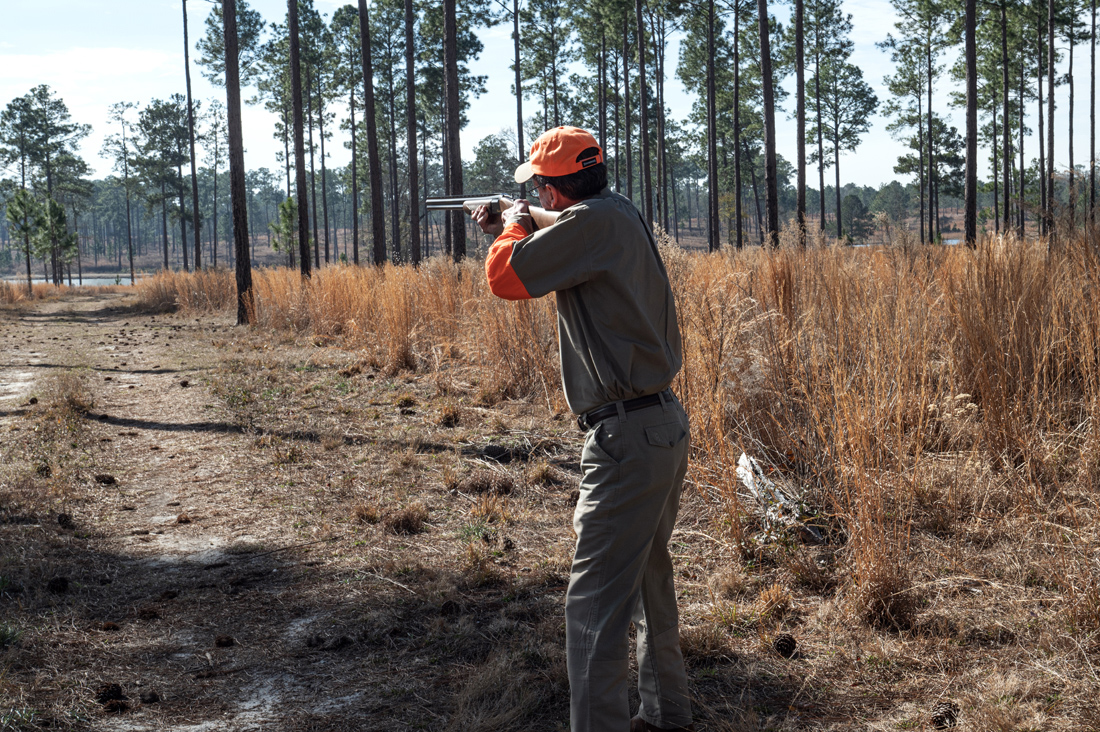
<box><xmin>623</xmin><ymin>18</ymin><xmax>633</xmax><ymax>203</ymax></box>
<box><xmin>306</xmin><ymin>68</ymin><xmax>319</xmax><ymax>267</ymax></box>
<box><xmin>757</xmin><ymin>0</ymin><xmax>779</xmax><ymax>246</ymax></box>
<box><xmin>359</xmin><ymin>0</ymin><xmax>387</xmax><ymax>265</ymax></box>
<box><xmin>815</xmin><ymin>7</ymin><xmax>825</xmax><ymax>233</ymax></box>
<box><xmin>288</xmin><ymin>0</ymin><xmax>311</xmax><ymax>276</ymax></box>
<box><xmin>1092</xmin><ymin>0</ymin><xmax>1097</xmax><ymax>225</ymax></box>
<box><xmin>706</xmin><ymin>0</ymin><xmax>719</xmax><ymax>249</ymax></box>
<box><xmin>964</xmin><ymin>0</ymin><xmax>977</xmax><ymax>246</ymax></box>
<box><xmin>1070</xmin><ymin>31</ymin><xmax>1076</xmax><ymax>223</ymax></box>
<box><xmin>406</xmin><ymin>0</ymin><xmax>421</xmax><ymax>264</ymax></box>
<box><xmin>1002</xmin><ymin>1</ymin><xmax>1012</xmax><ymax>237</ymax></box>
<box><xmin>318</xmin><ymin>73</ymin><xmax>331</xmax><ymax>264</ymax></box>
<box><xmin>1039</xmin><ymin>27</ymin><xmax>1047</xmax><ymax>236</ymax></box>
<box><xmin>222</xmin><ymin>0</ymin><xmax>253</xmax><ymax>324</ymax></box>
<box><xmin>927</xmin><ymin>40</ymin><xmax>935</xmax><ymax>242</ymax></box>
<box><xmin>635</xmin><ymin>0</ymin><xmax>652</xmax><ymax>223</ymax></box>
<box><xmin>1048</xmin><ymin>0</ymin><xmax>1056</xmax><ymax>239</ymax></box>
<box><xmin>349</xmin><ymin>83</ymin><xmax>359</xmax><ymax>265</ymax></box>
<box><xmin>733</xmin><ymin>3</ymin><xmax>742</xmax><ymax>249</ymax></box>
<box><xmin>795</xmin><ymin>0</ymin><xmax>806</xmax><ymax>246</ymax></box>
<box><xmin>443</xmin><ymin>0</ymin><xmax>465</xmax><ymax>260</ymax></box>
<box><xmin>515</xmin><ymin>0</ymin><xmax>526</xmax><ymax>199</ymax></box>
<box><xmin>387</xmin><ymin>63</ymin><xmax>401</xmax><ymax>262</ymax></box>
<box><xmin>183</xmin><ymin>0</ymin><xmax>202</xmax><ymax>270</ymax></box>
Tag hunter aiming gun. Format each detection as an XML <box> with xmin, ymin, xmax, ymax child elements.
<box><xmin>425</xmin><ymin>194</ymin><xmax>561</xmax><ymax>231</ymax></box>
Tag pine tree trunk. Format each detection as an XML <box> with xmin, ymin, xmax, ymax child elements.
<box><xmin>1070</xmin><ymin>34</ymin><xmax>1076</xmax><ymax>223</ymax></box>
<box><xmin>918</xmin><ymin>90</ymin><xmax>925</xmax><ymax>244</ymax></box>
<box><xmin>833</xmin><ymin>107</ymin><xmax>842</xmax><ymax>240</ymax></box>
<box><xmin>388</xmin><ymin>67</ymin><xmax>401</xmax><ymax>262</ymax></box>
<box><xmin>706</xmin><ymin>0</ymin><xmax>719</xmax><ymax>249</ymax></box>
<box><xmin>757</xmin><ymin>0</ymin><xmax>779</xmax><ymax>246</ymax></box>
<box><xmin>993</xmin><ymin>86</ymin><xmax>1000</xmax><ymax>232</ymax></box>
<box><xmin>927</xmin><ymin>41</ymin><xmax>935</xmax><ymax>242</ymax></box>
<box><xmin>443</xmin><ymin>0</ymin><xmax>465</xmax><ymax>260</ymax></box>
<box><xmin>306</xmin><ymin>69</ymin><xmax>320</xmax><ymax>267</ymax></box>
<box><xmin>318</xmin><ymin>74</ymin><xmax>331</xmax><ymax>264</ymax></box>
<box><xmin>514</xmin><ymin>0</ymin><xmax>526</xmax><ymax>199</ymax></box>
<box><xmin>795</xmin><ymin>0</ymin><xmax>806</xmax><ymax>246</ymax></box>
<box><xmin>358</xmin><ymin>0</ymin><xmax>387</xmax><ymax>265</ymax></box>
<box><xmin>623</xmin><ymin>18</ymin><xmax>633</xmax><ymax>203</ymax></box>
<box><xmin>733</xmin><ymin>4</ymin><xmax>742</xmax><ymax>249</ymax></box>
<box><xmin>815</xmin><ymin>10</ymin><xmax>825</xmax><ymax>233</ymax></box>
<box><xmin>289</xmin><ymin>0</ymin><xmax>311</xmax><ymax>276</ymax></box>
<box><xmin>1039</xmin><ymin>28</ymin><xmax>1047</xmax><ymax>235</ymax></box>
<box><xmin>1048</xmin><ymin>0</ymin><xmax>1056</xmax><ymax>238</ymax></box>
<box><xmin>1002</xmin><ymin>1</ymin><xmax>1012</xmax><ymax>236</ymax></box>
<box><xmin>350</xmin><ymin>84</ymin><xmax>359</xmax><ymax>265</ymax></box>
<box><xmin>635</xmin><ymin>0</ymin><xmax>652</xmax><ymax>223</ymax></box>
<box><xmin>406</xmin><ymin>0</ymin><xmax>421</xmax><ymax>264</ymax></box>
<box><xmin>1092</xmin><ymin>0</ymin><xmax>1097</xmax><ymax>225</ymax></box>
<box><xmin>964</xmin><ymin>0</ymin><xmax>977</xmax><ymax>246</ymax></box>
<box><xmin>1020</xmin><ymin>61</ymin><xmax>1026</xmax><ymax>235</ymax></box>
<box><xmin>222</xmin><ymin>0</ymin><xmax>253</xmax><ymax>324</ymax></box>
<box><xmin>183</xmin><ymin>0</ymin><xmax>202</xmax><ymax>271</ymax></box>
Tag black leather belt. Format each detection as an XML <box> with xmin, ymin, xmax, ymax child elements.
<box><xmin>577</xmin><ymin>389</ymin><xmax>674</xmax><ymax>431</ymax></box>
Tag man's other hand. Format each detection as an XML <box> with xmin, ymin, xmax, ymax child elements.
<box><xmin>502</xmin><ymin>199</ymin><xmax>534</xmax><ymax>236</ymax></box>
<box><xmin>473</xmin><ymin>204</ymin><xmax>505</xmax><ymax>238</ymax></box>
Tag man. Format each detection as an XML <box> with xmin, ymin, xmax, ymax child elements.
<box><xmin>474</xmin><ymin>126</ymin><xmax>694</xmax><ymax>732</ymax></box>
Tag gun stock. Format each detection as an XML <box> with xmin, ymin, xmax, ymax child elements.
<box><xmin>424</xmin><ymin>194</ymin><xmax>560</xmax><ymax>231</ymax></box>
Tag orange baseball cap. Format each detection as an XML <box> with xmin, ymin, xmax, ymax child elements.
<box><xmin>514</xmin><ymin>126</ymin><xmax>604</xmax><ymax>184</ymax></box>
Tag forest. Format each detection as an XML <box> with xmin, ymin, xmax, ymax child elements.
<box><xmin>1</xmin><ymin>0</ymin><xmax>1096</xmax><ymax>293</ymax></box>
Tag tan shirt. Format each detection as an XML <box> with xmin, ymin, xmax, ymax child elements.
<box><xmin>485</xmin><ymin>187</ymin><xmax>682</xmax><ymax>415</ymax></box>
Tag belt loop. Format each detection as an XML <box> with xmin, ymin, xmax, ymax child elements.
<box><xmin>615</xmin><ymin>400</ymin><xmax>627</xmax><ymax>423</ymax></box>
<box><xmin>658</xmin><ymin>389</ymin><xmax>670</xmax><ymax>412</ymax></box>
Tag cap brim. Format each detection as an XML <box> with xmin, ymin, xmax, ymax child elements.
<box><xmin>514</xmin><ymin>161</ymin><xmax>534</xmax><ymax>185</ymax></box>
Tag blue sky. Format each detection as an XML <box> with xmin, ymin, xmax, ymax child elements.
<box><xmin>0</xmin><ymin>0</ymin><xmax>1091</xmax><ymax>190</ymax></box>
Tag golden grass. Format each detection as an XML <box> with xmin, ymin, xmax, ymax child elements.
<box><xmin>0</xmin><ymin>281</ymin><xmax>64</xmax><ymax>305</ymax></box>
<box><xmin>138</xmin><ymin>231</ymin><xmax>1100</xmax><ymax>635</ymax></box>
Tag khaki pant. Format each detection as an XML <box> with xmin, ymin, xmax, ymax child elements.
<box><xmin>567</xmin><ymin>394</ymin><xmax>692</xmax><ymax>732</ymax></box>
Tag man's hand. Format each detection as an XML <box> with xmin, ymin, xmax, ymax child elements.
<box><xmin>473</xmin><ymin>204</ymin><xmax>504</xmax><ymax>238</ymax></box>
<box><xmin>502</xmin><ymin>199</ymin><xmax>535</xmax><ymax>236</ymax></box>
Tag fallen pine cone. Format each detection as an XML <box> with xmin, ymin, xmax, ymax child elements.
<box><xmin>931</xmin><ymin>700</ymin><xmax>960</xmax><ymax>729</ymax></box>
<box><xmin>772</xmin><ymin>632</ymin><xmax>797</xmax><ymax>659</ymax></box>
<box><xmin>94</xmin><ymin>683</ymin><xmax>125</xmax><ymax>704</ymax></box>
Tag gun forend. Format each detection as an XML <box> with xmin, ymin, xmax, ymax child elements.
<box><xmin>424</xmin><ymin>194</ymin><xmax>561</xmax><ymax>231</ymax></box>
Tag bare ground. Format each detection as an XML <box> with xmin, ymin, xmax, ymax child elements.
<box><xmin>1</xmin><ymin>292</ymin><xmax>1099</xmax><ymax>731</ymax></box>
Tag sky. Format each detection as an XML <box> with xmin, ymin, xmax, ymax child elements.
<box><xmin>0</xmin><ymin>0</ymin><xmax>1093</xmax><ymax>191</ymax></box>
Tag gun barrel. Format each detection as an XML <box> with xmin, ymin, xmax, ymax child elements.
<box><xmin>424</xmin><ymin>194</ymin><xmax>506</xmax><ymax>212</ymax></box>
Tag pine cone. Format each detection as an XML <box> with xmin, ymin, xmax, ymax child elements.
<box><xmin>930</xmin><ymin>700</ymin><xmax>959</xmax><ymax>729</ymax></box>
<box><xmin>772</xmin><ymin>632</ymin><xmax>797</xmax><ymax>659</ymax></box>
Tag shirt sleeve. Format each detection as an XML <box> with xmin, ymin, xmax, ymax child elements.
<box><xmin>485</xmin><ymin>221</ymin><xmax>534</xmax><ymax>300</ymax></box>
<box><xmin>484</xmin><ymin>206</ymin><xmax>591</xmax><ymax>300</ymax></box>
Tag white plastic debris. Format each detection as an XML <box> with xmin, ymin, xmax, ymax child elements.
<box><xmin>736</xmin><ymin>452</ymin><xmax>823</xmax><ymax>543</ymax></box>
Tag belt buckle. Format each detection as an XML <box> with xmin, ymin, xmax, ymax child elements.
<box><xmin>576</xmin><ymin>414</ymin><xmax>589</xmax><ymax>432</ymax></box>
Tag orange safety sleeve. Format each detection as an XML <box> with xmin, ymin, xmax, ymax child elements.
<box><xmin>485</xmin><ymin>221</ymin><xmax>533</xmax><ymax>300</ymax></box>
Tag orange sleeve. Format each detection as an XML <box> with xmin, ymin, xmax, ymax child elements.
<box><xmin>485</xmin><ymin>222</ymin><xmax>533</xmax><ymax>300</ymax></box>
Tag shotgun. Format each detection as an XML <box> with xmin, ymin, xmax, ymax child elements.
<box><xmin>424</xmin><ymin>193</ymin><xmax>560</xmax><ymax>231</ymax></box>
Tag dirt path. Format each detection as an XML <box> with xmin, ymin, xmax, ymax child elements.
<box><xmin>0</xmin><ymin>293</ymin><xmax>595</xmax><ymax>731</ymax></box>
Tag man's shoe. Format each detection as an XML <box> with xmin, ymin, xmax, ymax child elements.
<box><xmin>629</xmin><ymin>716</ymin><xmax>695</xmax><ymax>732</ymax></box>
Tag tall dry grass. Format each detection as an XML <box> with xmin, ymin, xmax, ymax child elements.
<box><xmin>0</xmin><ymin>281</ymin><xmax>64</xmax><ymax>305</ymax></box>
<box><xmin>139</xmin><ymin>232</ymin><xmax>1100</xmax><ymax>631</ymax></box>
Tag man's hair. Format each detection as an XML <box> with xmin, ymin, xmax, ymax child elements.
<box><xmin>533</xmin><ymin>147</ymin><xmax>607</xmax><ymax>200</ymax></box>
